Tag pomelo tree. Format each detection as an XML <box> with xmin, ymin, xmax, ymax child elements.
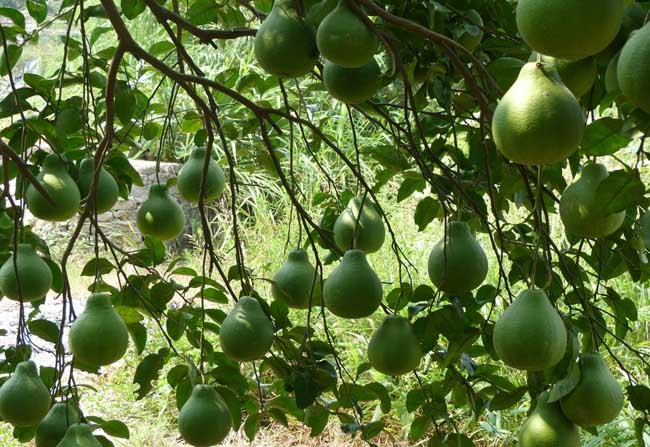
<box><xmin>0</xmin><ymin>0</ymin><xmax>649</xmax><ymax>445</ymax></box>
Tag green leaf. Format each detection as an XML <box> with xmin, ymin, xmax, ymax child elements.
<box><xmin>0</xmin><ymin>44</ymin><xmax>22</xmax><ymax>77</ymax></box>
<box><xmin>304</xmin><ymin>404</ymin><xmax>329</xmax><ymax>437</ymax></box>
<box><xmin>28</xmin><ymin>319</ymin><xmax>60</xmax><ymax>344</ymax></box>
<box><xmin>121</xmin><ymin>0</ymin><xmax>145</xmax><ymax>19</ymax></box>
<box><xmin>548</xmin><ymin>357</ymin><xmax>581</xmax><ymax>402</ymax></box>
<box><xmin>187</xmin><ymin>0</ymin><xmax>219</xmax><ymax>25</ymax></box>
<box><xmin>594</xmin><ymin>170</ymin><xmax>645</xmax><ymax>216</ymax></box>
<box><xmin>43</xmin><ymin>258</ymin><xmax>63</xmax><ymax>293</ymax></box>
<box><xmin>99</xmin><ymin>420</ymin><xmax>129</xmax><ymax>439</ymax></box>
<box><xmin>414</xmin><ymin>197</ymin><xmax>440</xmax><ymax>231</ymax></box>
<box><xmin>0</xmin><ymin>8</ymin><xmax>26</xmax><ymax>29</ymax></box>
<box><xmin>128</xmin><ymin>322</ymin><xmax>147</xmax><ymax>355</ymax></box>
<box><xmin>54</xmin><ymin>108</ymin><xmax>83</xmax><ymax>136</ymax></box>
<box><xmin>26</xmin><ymin>0</ymin><xmax>47</xmax><ymax>23</ymax></box>
<box><xmin>581</xmin><ymin>118</ymin><xmax>631</xmax><ymax>156</ymax></box>
<box><xmin>114</xmin><ymin>84</ymin><xmax>135</xmax><ymax>124</ymax></box>
<box><xmin>215</xmin><ymin>386</ymin><xmax>242</xmax><ymax>430</ymax></box>
<box><xmin>628</xmin><ymin>385</ymin><xmax>650</xmax><ymax>411</ymax></box>
<box><xmin>244</xmin><ymin>412</ymin><xmax>261</xmax><ymax>441</ymax></box>
<box><xmin>489</xmin><ymin>386</ymin><xmax>527</xmax><ymax>410</ymax></box>
<box><xmin>133</xmin><ymin>349</ymin><xmax>167</xmax><ymax>400</ymax></box>
<box><xmin>81</xmin><ymin>258</ymin><xmax>115</xmax><ymax>277</ymax></box>
<box><xmin>409</xmin><ymin>415</ymin><xmax>431</xmax><ymax>441</ymax></box>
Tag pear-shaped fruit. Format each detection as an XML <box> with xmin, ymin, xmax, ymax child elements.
<box><xmin>618</xmin><ymin>22</ymin><xmax>650</xmax><ymax>112</ymax></box>
<box><xmin>26</xmin><ymin>154</ymin><xmax>81</xmax><ymax>222</ymax></box>
<box><xmin>178</xmin><ymin>385</ymin><xmax>232</xmax><ymax>447</ymax></box>
<box><xmin>606</xmin><ymin>50</ymin><xmax>623</xmax><ymax>93</ymax></box>
<box><xmin>77</xmin><ymin>157</ymin><xmax>119</xmax><ymax>215</ymax></box>
<box><xmin>323</xmin><ymin>59</ymin><xmax>381</xmax><ymax>104</ymax></box>
<box><xmin>456</xmin><ymin>10</ymin><xmax>484</xmax><ymax>52</ymax></box>
<box><xmin>35</xmin><ymin>403</ymin><xmax>79</xmax><ymax>447</ymax></box>
<box><xmin>0</xmin><ymin>360</ymin><xmax>50</xmax><ymax>427</ymax></box>
<box><xmin>530</xmin><ymin>54</ymin><xmax>597</xmax><ymax>98</ymax></box>
<box><xmin>272</xmin><ymin>248</ymin><xmax>322</xmax><ymax>309</ymax></box>
<box><xmin>427</xmin><ymin>221</ymin><xmax>488</xmax><ymax>295</ymax></box>
<box><xmin>177</xmin><ymin>148</ymin><xmax>226</xmax><ymax>204</ymax></box>
<box><xmin>333</xmin><ymin>197</ymin><xmax>385</xmax><ymax>254</ymax></box>
<box><xmin>367</xmin><ymin>315</ymin><xmax>422</xmax><ymax>376</ymax></box>
<box><xmin>69</xmin><ymin>293</ymin><xmax>129</xmax><ymax>368</ymax></box>
<box><xmin>316</xmin><ymin>0</ymin><xmax>377</xmax><ymax>68</ymax></box>
<box><xmin>136</xmin><ymin>183</ymin><xmax>186</xmax><ymax>241</ymax></box>
<box><xmin>323</xmin><ymin>249</ymin><xmax>382</xmax><ymax>318</ymax></box>
<box><xmin>516</xmin><ymin>0</ymin><xmax>625</xmax><ymax>60</ymax></box>
<box><xmin>519</xmin><ymin>392</ymin><xmax>580</xmax><ymax>447</ymax></box>
<box><xmin>493</xmin><ymin>289</ymin><xmax>567</xmax><ymax>371</ymax></box>
<box><xmin>492</xmin><ymin>62</ymin><xmax>585</xmax><ymax>165</ymax></box>
<box><xmin>56</xmin><ymin>424</ymin><xmax>101</xmax><ymax>447</ymax></box>
<box><xmin>560</xmin><ymin>163</ymin><xmax>626</xmax><ymax>238</ymax></box>
<box><xmin>560</xmin><ymin>353</ymin><xmax>624</xmax><ymax>427</ymax></box>
<box><xmin>219</xmin><ymin>296</ymin><xmax>274</xmax><ymax>361</ymax></box>
<box><xmin>254</xmin><ymin>0</ymin><xmax>318</xmax><ymax>78</ymax></box>
<box><xmin>0</xmin><ymin>243</ymin><xmax>52</xmax><ymax>302</ymax></box>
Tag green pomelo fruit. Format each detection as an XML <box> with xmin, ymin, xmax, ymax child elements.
<box><xmin>519</xmin><ymin>392</ymin><xmax>580</xmax><ymax>447</ymax></box>
<box><xmin>618</xmin><ymin>22</ymin><xmax>650</xmax><ymax>112</ymax></box>
<box><xmin>493</xmin><ymin>289</ymin><xmax>567</xmax><ymax>371</ymax></box>
<box><xmin>272</xmin><ymin>248</ymin><xmax>322</xmax><ymax>309</ymax></box>
<box><xmin>219</xmin><ymin>296</ymin><xmax>274</xmax><ymax>361</ymax></box>
<box><xmin>176</xmin><ymin>147</ymin><xmax>226</xmax><ymax>204</ymax></box>
<box><xmin>136</xmin><ymin>183</ymin><xmax>186</xmax><ymax>241</ymax></box>
<box><xmin>333</xmin><ymin>197</ymin><xmax>385</xmax><ymax>254</ymax></box>
<box><xmin>316</xmin><ymin>0</ymin><xmax>377</xmax><ymax>68</ymax></box>
<box><xmin>560</xmin><ymin>353</ymin><xmax>624</xmax><ymax>427</ymax></box>
<box><xmin>323</xmin><ymin>249</ymin><xmax>382</xmax><ymax>319</ymax></box>
<box><xmin>560</xmin><ymin>163</ymin><xmax>626</xmax><ymax>238</ymax></box>
<box><xmin>606</xmin><ymin>50</ymin><xmax>623</xmax><ymax>93</ymax></box>
<box><xmin>35</xmin><ymin>403</ymin><xmax>79</xmax><ymax>447</ymax></box>
<box><xmin>367</xmin><ymin>315</ymin><xmax>422</xmax><ymax>376</ymax></box>
<box><xmin>254</xmin><ymin>0</ymin><xmax>318</xmax><ymax>78</ymax></box>
<box><xmin>0</xmin><ymin>243</ymin><xmax>52</xmax><ymax>302</ymax></box>
<box><xmin>26</xmin><ymin>154</ymin><xmax>81</xmax><ymax>222</ymax></box>
<box><xmin>77</xmin><ymin>157</ymin><xmax>119</xmax><ymax>215</ymax></box>
<box><xmin>323</xmin><ymin>58</ymin><xmax>381</xmax><ymax>104</ymax></box>
<box><xmin>0</xmin><ymin>360</ymin><xmax>50</xmax><ymax>427</ymax></box>
<box><xmin>56</xmin><ymin>424</ymin><xmax>101</xmax><ymax>447</ymax></box>
<box><xmin>516</xmin><ymin>0</ymin><xmax>625</xmax><ymax>60</ymax></box>
<box><xmin>492</xmin><ymin>62</ymin><xmax>585</xmax><ymax>165</ymax></box>
<box><xmin>69</xmin><ymin>293</ymin><xmax>129</xmax><ymax>368</ymax></box>
<box><xmin>178</xmin><ymin>385</ymin><xmax>232</xmax><ymax>447</ymax></box>
<box><xmin>456</xmin><ymin>10</ymin><xmax>484</xmax><ymax>52</ymax></box>
<box><xmin>529</xmin><ymin>53</ymin><xmax>597</xmax><ymax>98</ymax></box>
<box><xmin>427</xmin><ymin>221</ymin><xmax>488</xmax><ymax>295</ymax></box>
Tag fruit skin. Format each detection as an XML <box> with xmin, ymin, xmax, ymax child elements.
<box><xmin>560</xmin><ymin>163</ymin><xmax>625</xmax><ymax>238</ymax></box>
<box><xmin>492</xmin><ymin>62</ymin><xmax>585</xmax><ymax>165</ymax></box>
<box><xmin>26</xmin><ymin>154</ymin><xmax>81</xmax><ymax>222</ymax></box>
<box><xmin>516</xmin><ymin>0</ymin><xmax>625</xmax><ymax>60</ymax></box>
<box><xmin>456</xmin><ymin>10</ymin><xmax>484</xmax><ymax>52</ymax></box>
<box><xmin>530</xmin><ymin>53</ymin><xmax>597</xmax><ymax>98</ymax></box>
<box><xmin>0</xmin><ymin>360</ymin><xmax>51</xmax><ymax>427</ymax></box>
<box><xmin>560</xmin><ymin>353</ymin><xmax>624</xmax><ymax>427</ymax></box>
<box><xmin>56</xmin><ymin>424</ymin><xmax>102</xmax><ymax>447</ymax></box>
<box><xmin>519</xmin><ymin>391</ymin><xmax>580</xmax><ymax>447</ymax></box>
<box><xmin>178</xmin><ymin>385</ymin><xmax>232</xmax><ymax>447</ymax></box>
<box><xmin>640</xmin><ymin>209</ymin><xmax>650</xmax><ymax>250</ymax></box>
<box><xmin>136</xmin><ymin>183</ymin><xmax>186</xmax><ymax>241</ymax></box>
<box><xmin>0</xmin><ymin>243</ymin><xmax>52</xmax><ymax>302</ymax></box>
<box><xmin>316</xmin><ymin>0</ymin><xmax>377</xmax><ymax>68</ymax></box>
<box><xmin>493</xmin><ymin>289</ymin><xmax>567</xmax><ymax>371</ymax></box>
<box><xmin>323</xmin><ymin>59</ymin><xmax>381</xmax><ymax>104</ymax></box>
<box><xmin>597</xmin><ymin>2</ymin><xmax>647</xmax><ymax>64</ymax></box>
<box><xmin>618</xmin><ymin>22</ymin><xmax>650</xmax><ymax>112</ymax></box>
<box><xmin>333</xmin><ymin>197</ymin><xmax>385</xmax><ymax>254</ymax></box>
<box><xmin>254</xmin><ymin>0</ymin><xmax>318</xmax><ymax>78</ymax></box>
<box><xmin>323</xmin><ymin>249</ymin><xmax>382</xmax><ymax>318</ymax></box>
<box><xmin>427</xmin><ymin>221</ymin><xmax>488</xmax><ymax>295</ymax></box>
<box><xmin>272</xmin><ymin>248</ymin><xmax>322</xmax><ymax>309</ymax></box>
<box><xmin>606</xmin><ymin>50</ymin><xmax>623</xmax><ymax>93</ymax></box>
<box><xmin>77</xmin><ymin>157</ymin><xmax>119</xmax><ymax>215</ymax></box>
<box><xmin>219</xmin><ymin>296</ymin><xmax>274</xmax><ymax>361</ymax></box>
<box><xmin>176</xmin><ymin>147</ymin><xmax>226</xmax><ymax>204</ymax></box>
<box><xmin>367</xmin><ymin>315</ymin><xmax>422</xmax><ymax>376</ymax></box>
<box><xmin>35</xmin><ymin>403</ymin><xmax>79</xmax><ymax>447</ymax></box>
<box><xmin>69</xmin><ymin>293</ymin><xmax>129</xmax><ymax>368</ymax></box>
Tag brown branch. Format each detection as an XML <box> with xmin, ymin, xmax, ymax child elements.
<box><xmin>0</xmin><ymin>140</ymin><xmax>55</xmax><ymax>205</ymax></box>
